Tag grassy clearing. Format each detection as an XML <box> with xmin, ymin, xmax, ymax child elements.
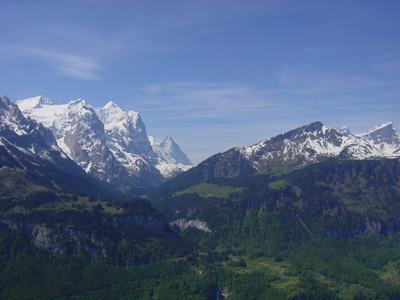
<box><xmin>268</xmin><ymin>179</ymin><xmax>289</xmax><ymax>191</ymax></box>
<box><xmin>224</xmin><ymin>256</ymin><xmax>300</xmax><ymax>296</ymax></box>
<box><xmin>379</xmin><ymin>261</ymin><xmax>400</xmax><ymax>286</ymax></box>
<box><xmin>174</xmin><ymin>183</ymin><xmax>244</xmax><ymax>199</ymax></box>
<box><xmin>37</xmin><ymin>196</ymin><xmax>123</xmax><ymax>215</ymax></box>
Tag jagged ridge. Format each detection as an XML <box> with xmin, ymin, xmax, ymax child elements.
<box><xmin>16</xmin><ymin>96</ymin><xmax>192</xmax><ymax>192</ymax></box>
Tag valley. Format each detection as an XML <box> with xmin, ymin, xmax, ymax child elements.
<box><xmin>0</xmin><ymin>94</ymin><xmax>400</xmax><ymax>298</ymax></box>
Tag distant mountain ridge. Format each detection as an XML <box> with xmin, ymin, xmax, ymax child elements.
<box><xmin>240</xmin><ymin>121</ymin><xmax>400</xmax><ymax>173</ymax></box>
<box><xmin>165</xmin><ymin>121</ymin><xmax>400</xmax><ymax>186</ymax></box>
<box><xmin>149</xmin><ymin>136</ymin><xmax>192</xmax><ymax>177</ymax></box>
<box><xmin>16</xmin><ymin>96</ymin><xmax>192</xmax><ymax>192</ymax></box>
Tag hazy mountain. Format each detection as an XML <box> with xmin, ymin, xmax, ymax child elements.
<box><xmin>149</xmin><ymin>135</ymin><xmax>192</xmax><ymax>177</ymax></box>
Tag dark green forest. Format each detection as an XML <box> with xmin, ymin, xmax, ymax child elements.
<box><xmin>2</xmin><ymin>159</ymin><xmax>400</xmax><ymax>299</ymax></box>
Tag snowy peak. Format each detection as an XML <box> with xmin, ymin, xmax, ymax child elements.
<box><xmin>283</xmin><ymin>121</ymin><xmax>338</xmax><ymax>138</ymax></box>
<box><xmin>150</xmin><ymin>135</ymin><xmax>192</xmax><ymax>177</ymax></box>
<box><xmin>16</xmin><ymin>95</ymin><xmax>55</xmax><ymax>111</ymax></box>
<box><xmin>103</xmin><ymin>100</ymin><xmax>120</xmax><ymax>110</ymax></box>
<box><xmin>160</xmin><ymin>136</ymin><xmax>192</xmax><ymax>165</ymax></box>
<box><xmin>365</xmin><ymin>122</ymin><xmax>394</xmax><ymax>134</ymax></box>
<box><xmin>0</xmin><ymin>96</ymin><xmax>80</xmax><ymax>170</ymax></box>
<box><xmin>67</xmin><ymin>98</ymin><xmax>90</xmax><ymax>110</ymax></box>
<box><xmin>96</xmin><ymin>101</ymin><xmax>141</xmax><ymax>129</ymax></box>
<box><xmin>95</xmin><ymin>102</ymin><xmax>153</xmax><ymax>162</ymax></box>
<box><xmin>243</xmin><ymin>121</ymin><xmax>345</xmax><ymax>162</ymax></box>
<box><xmin>1</xmin><ymin>96</ymin><xmax>43</xmax><ymax>137</ymax></box>
<box><xmin>160</xmin><ymin>136</ymin><xmax>177</xmax><ymax>150</ymax></box>
<box><xmin>160</xmin><ymin>136</ymin><xmax>187</xmax><ymax>161</ymax></box>
<box><xmin>16</xmin><ymin>96</ymin><xmax>191</xmax><ymax>190</ymax></box>
<box><xmin>359</xmin><ymin>122</ymin><xmax>399</xmax><ymax>145</ymax></box>
<box><xmin>340</xmin><ymin>126</ymin><xmax>351</xmax><ymax>135</ymax></box>
<box><xmin>240</xmin><ymin>121</ymin><xmax>400</xmax><ymax>173</ymax></box>
<box><xmin>151</xmin><ymin>136</ymin><xmax>191</xmax><ymax>166</ymax></box>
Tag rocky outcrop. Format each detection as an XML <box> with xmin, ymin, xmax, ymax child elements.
<box><xmin>171</xmin><ymin>218</ymin><xmax>211</xmax><ymax>233</ymax></box>
<box><xmin>0</xmin><ymin>209</ymin><xmax>172</xmax><ymax>262</ymax></box>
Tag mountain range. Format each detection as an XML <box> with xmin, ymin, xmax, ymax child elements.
<box><xmin>152</xmin><ymin>120</ymin><xmax>400</xmax><ymax>233</ymax></box>
<box><xmin>2</xmin><ymin>93</ymin><xmax>400</xmax><ymax>298</ymax></box>
<box><xmin>177</xmin><ymin>120</ymin><xmax>400</xmax><ymax>182</ymax></box>
<box><xmin>4</xmin><ymin>94</ymin><xmax>400</xmax><ymax>195</ymax></box>
<box><xmin>0</xmin><ymin>95</ymin><xmax>107</xmax><ymax>198</ymax></box>
<box><xmin>16</xmin><ymin>96</ymin><xmax>192</xmax><ymax>193</ymax></box>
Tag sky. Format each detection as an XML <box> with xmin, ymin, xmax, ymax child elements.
<box><xmin>1</xmin><ymin>0</ymin><xmax>400</xmax><ymax>163</ymax></box>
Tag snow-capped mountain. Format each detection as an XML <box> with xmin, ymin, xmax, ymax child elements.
<box><xmin>0</xmin><ymin>95</ymin><xmax>71</xmax><ymax>168</ymax></box>
<box><xmin>0</xmin><ymin>96</ymin><xmax>102</xmax><ymax>194</ymax></box>
<box><xmin>241</xmin><ymin>121</ymin><xmax>400</xmax><ymax>172</ymax></box>
<box><xmin>149</xmin><ymin>136</ymin><xmax>192</xmax><ymax>177</ymax></box>
<box><xmin>179</xmin><ymin>121</ymin><xmax>400</xmax><ymax>181</ymax></box>
<box><xmin>16</xmin><ymin>96</ymin><xmax>192</xmax><ymax>191</ymax></box>
<box><xmin>357</xmin><ymin>122</ymin><xmax>400</xmax><ymax>157</ymax></box>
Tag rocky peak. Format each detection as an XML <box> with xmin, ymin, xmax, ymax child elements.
<box><xmin>0</xmin><ymin>96</ymin><xmax>45</xmax><ymax>139</ymax></box>
<box><xmin>16</xmin><ymin>95</ymin><xmax>191</xmax><ymax>190</ymax></box>
<box><xmin>95</xmin><ymin>103</ymin><xmax>153</xmax><ymax>160</ymax></box>
<box><xmin>340</xmin><ymin>126</ymin><xmax>351</xmax><ymax>135</ymax></box>
<box><xmin>16</xmin><ymin>96</ymin><xmax>55</xmax><ymax>111</ymax></box>
<box><xmin>31</xmin><ymin>96</ymin><xmax>55</xmax><ymax>108</ymax></box>
<box><xmin>360</xmin><ymin>122</ymin><xmax>399</xmax><ymax>145</ymax></box>
<box><xmin>152</xmin><ymin>136</ymin><xmax>191</xmax><ymax>165</ymax></box>
<box><xmin>0</xmin><ymin>95</ymin><xmax>11</xmax><ymax>107</ymax></box>
<box><xmin>96</xmin><ymin>102</ymin><xmax>142</xmax><ymax>130</ymax></box>
<box><xmin>103</xmin><ymin>100</ymin><xmax>119</xmax><ymax>110</ymax></box>
<box><xmin>67</xmin><ymin>98</ymin><xmax>90</xmax><ymax>111</ymax></box>
<box><xmin>0</xmin><ymin>96</ymin><xmax>85</xmax><ymax>177</ymax></box>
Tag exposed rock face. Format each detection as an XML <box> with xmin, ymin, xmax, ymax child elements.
<box><xmin>0</xmin><ymin>96</ymin><xmax>88</xmax><ymax>179</ymax></box>
<box><xmin>241</xmin><ymin>121</ymin><xmax>400</xmax><ymax>172</ymax></box>
<box><xmin>149</xmin><ymin>136</ymin><xmax>192</xmax><ymax>177</ymax></box>
<box><xmin>0</xmin><ymin>210</ymin><xmax>171</xmax><ymax>262</ymax></box>
<box><xmin>0</xmin><ymin>96</ymin><xmax>114</xmax><ymax>196</ymax></box>
<box><xmin>1</xmin><ymin>219</ymin><xmax>109</xmax><ymax>258</ymax></box>
<box><xmin>16</xmin><ymin>96</ymin><xmax>192</xmax><ymax>191</ymax></box>
<box><xmin>358</xmin><ymin>122</ymin><xmax>400</xmax><ymax>155</ymax></box>
<box><xmin>151</xmin><ymin>136</ymin><xmax>191</xmax><ymax>165</ymax></box>
<box><xmin>181</xmin><ymin>121</ymin><xmax>400</xmax><ymax>182</ymax></box>
<box><xmin>171</xmin><ymin>218</ymin><xmax>211</xmax><ymax>233</ymax></box>
<box><xmin>95</xmin><ymin>101</ymin><xmax>156</xmax><ymax>161</ymax></box>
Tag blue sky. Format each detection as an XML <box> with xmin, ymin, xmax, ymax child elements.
<box><xmin>1</xmin><ymin>0</ymin><xmax>400</xmax><ymax>163</ymax></box>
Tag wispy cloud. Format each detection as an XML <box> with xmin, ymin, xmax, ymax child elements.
<box><xmin>131</xmin><ymin>81</ymin><xmax>282</xmax><ymax>120</ymax></box>
<box><xmin>12</xmin><ymin>46</ymin><xmax>102</xmax><ymax>80</ymax></box>
<box><xmin>273</xmin><ymin>65</ymin><xmax>398</xmax><ymax>94</ymax></box>
<box><xmin>130</xmin><ymin>54</ymin><xmax>400</xmax><ymax>164</ymax></box>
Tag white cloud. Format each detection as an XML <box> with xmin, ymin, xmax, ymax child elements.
<box><xmin>13</xmin><ymin>47</ymin><xmax>102</xmax><ymax>80</ymax></box>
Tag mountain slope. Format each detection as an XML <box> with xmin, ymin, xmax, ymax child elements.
<box><xmin>0</xmin><ymin>96</ymin><xmax>107</xmax><ymax>197</ymax></box>
<box><xmin>17</xmin><ymin>96</ymin><xmax>192</xmax><ymax>192</ymax></box>
<box><xmin>241</xmin><ymin>121</ymin><xmax>399</xmax><ymax>172</ymax></box>
<box><xmin>162</xmin><ymin>121</ymin><xmax>400</xmax><ymax>187</ymax></box>
<box><xmin>357</xmin><ymin>122</ymin><xmax>400</xmax><ymax>157</ymax></box>
<box><xmin>149</xmin><ymin>136</ymin><xmax>192</xmax><ymax>177</ymax></box>
<box><xmin>0</xmin><ymin>96</ymin><xmax>189</xmax><ymax>265</ymax></box>
<box><xmin>150</xmin><ymin>156</ymin><xmax>400</xmax><ymax>298</ymax></box>
<box><xmin>155</xmin><ymin>158</ymin><xmax>400</xmax><ymax>238</ymax></box>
